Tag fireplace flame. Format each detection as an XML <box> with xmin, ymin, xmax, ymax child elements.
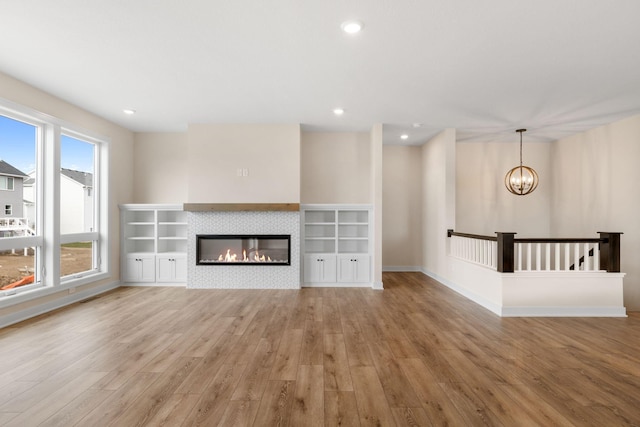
<box><xmin>220</xmin><ymin>249</ymin><xmax>238</xmax><ymax>262</ymax></box>
<box><xmin>212</xmin><ymin>248</ymin><xmax>277</xmax><ymax>263</ymax></box>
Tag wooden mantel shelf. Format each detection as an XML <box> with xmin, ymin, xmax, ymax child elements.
<box><xmin>183</xmin><ymin>203</ymin><xmax>300</xmax><ymax>212</ymax></box>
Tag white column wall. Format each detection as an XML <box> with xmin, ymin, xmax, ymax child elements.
<box><xmin>422</xmin><ymin>129</ymin><xmax>456</xmax><ymax>278</ymax></box>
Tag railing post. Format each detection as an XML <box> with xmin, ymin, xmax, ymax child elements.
<box><xmin>496</xmin><ymin>232</ymin><xmax>516</xmax><ymax>273</ymax></box>
<box><xmin>598</xmin><ymin>232</ymin><xmax>622</xmax><ymax>272</ymax></box>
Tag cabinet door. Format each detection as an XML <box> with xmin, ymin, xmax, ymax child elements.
<box><xmin>338</xmin><ymin>255</ymin><xmax>370</xmax><ymax>283</ymax></box>
<box><xmin>321</xmin><ymin>255</ymin><xmax>337</xmax><ymax>282</ymax></box>
<box><xmin>156</xmin><ymin>256</ymin><xmax>174</xmax><ymax>282</ymax></box>
<box><xmin>139</xmin><ymin>256</ymin><xmax>156</xmax><ymax>282</ymax></box>
<box><xmin>173</xmin><ymin>256</ymin><xmax>187</xmax><ymax>282</ymax></box>
<box><xmin>123</xmin><ymin>255</ymin><xmax>155</xmax><ymax>282</ymax></box>
<box><xmin>156</xmin><ymin>255</ymin><xmax>187</xmax><ymax>283</ymax></box>
<box><xmin>304</xmin><ymin>255</ymin><xmax>336</xmax><ymax>283</ymax></box>
<box><xmin>123</xmin><ymin>256</ymin><xmax>140</xmax><ymax>282</ymax></box>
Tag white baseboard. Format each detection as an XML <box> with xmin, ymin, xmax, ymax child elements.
<box><xmin>0</xmin><ymin>280</ymin><xmax>120</xmax><ymax>329</ymax></box>
<box><xmin>419</xmin><ymin>268</ymin><xmax>502</xmax><ymax>316</ymax></box>
<box><xmin>372</xmin><ymin>280</ymin><xmax>384</xmax><ymax>290</ymax></box>
<box><xmin>382</xmin><ymin>266</ymin><xmax>422</xmax><ymax>272</ymax></box>
<box><xmin>501</xmin><ymin>306</ymin><xmax>627</xmax><ymax>317</ymax></box>
<box><xmin>122</xmin><ymin>282</ymin><xmax>186</xmax><ymax>287</ymax></box>
<box><xmin>302</xmin><ymin>282</ymin><xmax>372</xmax><ymax>288</ymax></box>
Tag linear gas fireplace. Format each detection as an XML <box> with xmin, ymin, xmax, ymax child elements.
<box><xmin>196</xmin><ymin>234</ymin><xmax>291</xmax><ymax>266</ymax></box>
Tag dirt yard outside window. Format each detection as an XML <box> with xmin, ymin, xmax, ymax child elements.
<box><xmin>0</xmin><ymin>247</ymin><xmax>92</xmax><ymax>288</ymax></box>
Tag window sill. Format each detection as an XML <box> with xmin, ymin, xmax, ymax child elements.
<box><xmin>0</xmin><ymin>271</ymin><xmax>111</xmax><ymax>309</ymax></box>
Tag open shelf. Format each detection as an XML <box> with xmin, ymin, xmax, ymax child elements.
<box><xmin>120</xmin><ymin>204</ymin><xmax>187</xmax><ymax>284</ymax></box>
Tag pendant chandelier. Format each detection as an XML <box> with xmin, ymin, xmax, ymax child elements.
<box><xmin>504</xmin><ymin>129</ymin><xmax>539</xmax><ymax>195</ymax></box>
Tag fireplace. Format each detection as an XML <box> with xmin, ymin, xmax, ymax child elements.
<box><xmin>196</xmin><ymin>234</ymin><xmax>291</xmax><ymax>266</ymax></box>
<box><xmin>187</xmin><ymin>210</ymin><xmax>300</xmax><ymax>289</ymax></box>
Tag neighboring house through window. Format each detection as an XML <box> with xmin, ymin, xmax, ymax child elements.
<box><xmin>4</xmin><ymin>205</ymin><xmax>11</xmax><ymax>215</ymax></box>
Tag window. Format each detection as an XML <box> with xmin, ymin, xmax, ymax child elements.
<box><xmin>60</xmin><ymin>134</ymin><xmax>98</xmax><ymax>279</ymax></box>
<box><xmin>0</xmin><ymin>101</ymin><xmax>109</xmax><ymax>299</ymax></box>
<box><xmin>0</xmin><ymin>114</ymin><xmax>39</xmax><ymax>293</ymax></box>
<box><xmin>0</xmin><ymin>176</ymin><xmax>14</xmax><ymax>190</ymax></box>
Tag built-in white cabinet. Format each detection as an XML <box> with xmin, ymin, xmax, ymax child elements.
<box><xmin>120</xmin><ymin>204</ymin><xmax>187</xmax><ymax>286</ymax></box>
<box><xmin>302</xmin><ymin>205</ymin><xmax>372</xmax><ymax>287</ymax></box>
<box><xmin>156</xmin><ymin>254</ymin><xmax>187</xmax><ymax>283</ymax></box>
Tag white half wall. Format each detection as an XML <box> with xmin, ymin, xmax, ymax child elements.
<box><xmin>431</xmin><ymin>255</ymin><xmax>626</xmax><ymax>317</ymax></box>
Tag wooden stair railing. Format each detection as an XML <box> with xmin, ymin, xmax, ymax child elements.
<box><xmin>448</xmin><ymin>230</ymin><xmax>622</xmax><ymax>273</ymax></box>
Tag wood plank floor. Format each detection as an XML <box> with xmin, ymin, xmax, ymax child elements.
<box><xmin>1</xmin><ymin>272</ymin><xmax>639</xmax><ymax>426</ymax></box>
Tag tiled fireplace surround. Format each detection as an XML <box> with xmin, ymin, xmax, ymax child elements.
<box><xmin>186</xmin><ymin>210</ymin><xmax>300</xmax><ymax>289</ymax></box>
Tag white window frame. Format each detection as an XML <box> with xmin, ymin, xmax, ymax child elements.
<box><xmin>0</xmin><ymin>97</ymin><xmax>110</xmax><ymax>305</ymax></box>
<box><xmin>59</xmin><ymin>128</ymin><xmax>104</xmax><ymax>282</ymax></box>
<box><xmin>4</xmin><ymin>204</ymin><xmax>11</xmax><ymax>215</ymax></box>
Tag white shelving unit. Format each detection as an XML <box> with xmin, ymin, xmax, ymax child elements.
<box><xmin>302</xmin><ymin>204</ymin><xmax>372</xmax><ymax>287</ymax></box>
<box><xmin>120</xmin><ymin>204</ymin><xmax>187</xmax><ymax>286</ymax></box>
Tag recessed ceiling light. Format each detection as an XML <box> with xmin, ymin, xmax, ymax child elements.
<box><xmin>401</xmin><ymin>134</ymin><xmax>409</xmax><ymax>140</ymax></box>
<box><xmin>123</xmin><ymin>109</ymin><xmax>136</xmax><ymax>115</ymax></box>
<box><xmin>341</xmin><ymin>20</ymin><xmax>363</xmax><ymax>34</ymax></box>
<box><xmin>333</xmin><ymin>108</ymin><xmax>345</xmax><ymax>116</ymax></box>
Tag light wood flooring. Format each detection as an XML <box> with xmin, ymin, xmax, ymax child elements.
<box><xmin>1</xmin><ymin>272</ymin><xmax>639</xmax><ymax>426</ymax></box>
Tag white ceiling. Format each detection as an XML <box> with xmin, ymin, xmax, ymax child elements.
<box><xmin>1</xmin><ymin>0</ymin><xmax>640</xmax><ymax>145</ymax></box>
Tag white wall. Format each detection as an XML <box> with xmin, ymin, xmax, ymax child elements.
<box><xmin>382</xmin><ymin>145</ymin><xmax>423</xmax><ymax>268</ymax></box>
<box><xmin>301</xmin><ymin>132</ymin><xmax>371</xmax><ymax>204</ymax></box>
<box><xmin>133</xmin><ymin>132</ymin><xmax>188</xmax><ymax>203</ymax></box>
<box><xmin>422</xmin><ymin>129</ymin><xmax>456</xmax><ymax>278</ymax></box>
<box><xmin>550</xmin><ymin>114</ymin><xmax>640</xmax><ymax>310</ymax></box>
<box><xmin>187</xmin><ymin>124</ymin><xmax>300</xmax><ymax>203</ymax></box>
<box><xmin>136</xmin><ymin>130</ymin><xmax>370</xmax><ymax>205</ymax></box>
<box><xmin>456</xmin><ymin>141</ymin><xmax>551</xmax><ymax>237</ymax></box>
